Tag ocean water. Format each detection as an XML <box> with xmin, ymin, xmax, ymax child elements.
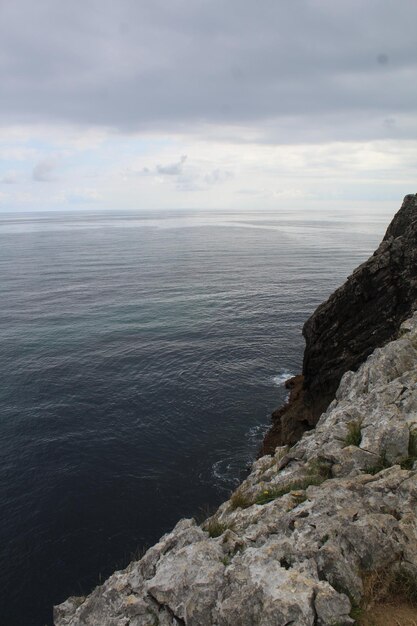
<box><xmin>0</xmin><ymin>208</ymin><xmax>392</xmax><ymax>625</ymax></box>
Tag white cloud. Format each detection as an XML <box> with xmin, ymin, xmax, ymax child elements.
<box><xmin>0</xmin><ymin>121</ymin><xmax>415</xmax><ymax>213</ymax></box>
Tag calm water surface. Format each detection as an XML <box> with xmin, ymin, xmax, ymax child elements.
<box><xmin>0</xmin><ymin>208</ymin><xmax>392</xmax><ymax>625</ymax></box>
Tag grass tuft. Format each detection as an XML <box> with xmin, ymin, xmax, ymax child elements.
<box><xmin>307</xmin><ymin>458</ymin><xmax>333</xmax><ymax>479</ymax></box>
<box><xmin>229</xmin><ymin>489</ymin><xmax>252</xmax><ymax>510</ymax></box>
<box><xmin>344</xmin><ymin>421</ymin><xmax>362</xmax><ymax>447</ymax></box>
<box><xmin>230</xmin><ymin>457</ymin><xmax>333</xmax><ymax>509</ymax></box>
<box><xmin>349</xmin><ymin>603</ymin><xmax>364</xmax><ymax>622</ymax></box>
<box><xmin>254</xmin><ymin>478</ymin><xmax>316</xmax><ymax>505</ymax></box>
<box><xmin>351</xmin><ymin>565</ymin><xmax>417</xmax><ymax>624</ymax></box>
<box><xmin>203</xmin><ymin>518</ymin><xmax>230</xmax><ymax>538</ymax></box>
<box><xmin>390</xmin><ymin>567</ymin><xmax>417</xmax><ymax>604</ymax></box>
<box><xmin>254</xmin><ymin>459</ymin><xmax>332</xmax><ymax>506</ymax></box>
<box><xmin>367</xmin><ymin>451</ymin><xmax>391</xmax><ymax>475</ymax></box>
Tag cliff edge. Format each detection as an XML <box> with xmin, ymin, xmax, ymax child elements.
<box><xmin>55</xmin><ymin>195</ymin><xmax>417</xmax><ymax>626</ymax></box>
<box><xmin>55</xmin><ymin>313</ymin><xmax>417</xmax><ymax>626</ymax></box>
<box><xmin>261</xmin><ymin>193</ymin><xmax>417</xmax><ymax>453</ymax></box>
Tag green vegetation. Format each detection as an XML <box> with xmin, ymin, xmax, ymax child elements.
<box><xmin>367</xmin><ymin>451</ymin><xmax>391</xmax><ymax>475</ymax></box>
<box><xmin>229</xmin><ymin>489</ymin><xmax>252</xmax><ymax>510</ymax></box>
<box><xmin>344</xmin><ymin>421</ymin><xmax>362</xmax><ymax>447</ymax></box>
<box><xmin>204</xmin><ymin>518</ymin><xmax>231</xmax><ymax>538</ymax></box>
<box><xmin>350</xmin><ymin>565</ymin><xmax>417</xmax><ymax>625</ymax></box>
<box><xmin>390</xmin><ymin>567</ymin><xmax>417</xmax><ymax>604</ymax></box>
<box><xmin>254</xmin><ymin>459</ymin><xmax>332</xmax><ymax>506</ymax></box>
<box><xmin>307</xmin><ymin>458</ymin><xmax>333</xmax><ymax>479</ymax></box>
<box><xmin>195</xmin><ymin>503</ymin><xmax>218</xmax><ymax>525</ymax></box>
<box><xmin>254</xmin><ymin>477</ymin><xmax>319</xmax><ymax>505</ymax></box>
<box><xmin>349</xmin><ymin>603</ymin><xmax>364</xmax><ymax>622</ymax></box>
<box><xmin>229</xmin><ymin>457</ymin><xmax>334</xmax><ymax>509</ymax></box>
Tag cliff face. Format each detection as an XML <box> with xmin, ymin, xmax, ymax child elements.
<box><xmin>55</xmin><ymin>313</ymin><xmax>417</xmax><ymax>626</ymax></box>
<box><xmin>262</xmin><ymin>193</ymin><xmax>417</xmax><ymax>453</ymax></box>
<box><xmin>55</xmin><ymin>195</ymin><xmax>417</xmax><ymax>626</ymax></box>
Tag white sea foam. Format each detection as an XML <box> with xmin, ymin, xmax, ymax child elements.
<box><xmin>246</xmin><ymin>422</ymin><xmax>270</xmax><ymax>444</ymax></box>
<box><xmin>211</xmin><ymin>421</ymin><xmax>273</xmax><ymax>489</ymax></box>
<box><xmin>211</xmin><ymin>457</ymin><xmax>244</xmax><ymax>488</ymax></box>
<box><xmin>272</xmin><ymin>371</ymin><xmax>294</xmax><ymax>386</ymax></box>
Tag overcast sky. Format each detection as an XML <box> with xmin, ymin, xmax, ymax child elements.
<box><xmin>0</xmin><ymin>0</ymin><xmax>416</xmax><ymax>212</ymax></box>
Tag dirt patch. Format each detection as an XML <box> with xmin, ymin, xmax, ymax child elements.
<box><xmin>359</xmin><ymin>602</ymin><xmax>417</xmax><ymax>625</ymax></box>
<box><xmin>357</xmin><ymin>567</ymin><xmax>417</xmax><ymax>626</ymax></box>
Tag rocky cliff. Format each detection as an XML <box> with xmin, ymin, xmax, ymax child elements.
<box><xmin>55</xmin><ymin>195</ymin><xmax>417</xmax><ymax>626</ymax></box>
<box><xmin>262</xmin><ymin>193</ymin><xmax>417</xmax><ymax>453</ymax></box>
<box><xmin>55</xmin><ymin>313</ymin><xmax>417</xmax><ymax>626</ymax></box>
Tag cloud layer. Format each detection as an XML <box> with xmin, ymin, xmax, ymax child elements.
<box><xmin>0</xmin><ymin>1</ymin><xmax>416</xmax><ymax>212</ymax></box>
<box><xmin>1</xmin><ymin>0</ymin><xmax>416</xmax><ymax>142</ymax></box>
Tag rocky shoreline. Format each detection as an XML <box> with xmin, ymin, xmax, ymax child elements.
<box><xmin>55</xmin><ymin>194</ymin><xmax>417</xmax><ymax>626</ymax></box>
<box><xmin>262</xmin><ymin>193</ymin><xmax>417</xmax><ymax>453</ymax></box>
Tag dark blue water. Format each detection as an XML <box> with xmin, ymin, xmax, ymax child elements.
<box><xmin>0</xmin><ymin>208</ymin><xmax>391</xmax><ymax>625</ymax></box>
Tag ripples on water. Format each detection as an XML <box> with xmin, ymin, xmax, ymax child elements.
<box><xmin>0</xmin><ymin>208</ymin><xmax>391</xmax><ymax>625</ymax></box>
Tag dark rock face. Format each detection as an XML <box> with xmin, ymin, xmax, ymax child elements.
<box><xmin>261</xmin><ymin>193</ymin><xmax>417</xmax><ymax>454</ymax></box>
<box><xmin>303</xmin><ymin>193</ymin><xmax>417</xmax><ymax>416</ymax></box>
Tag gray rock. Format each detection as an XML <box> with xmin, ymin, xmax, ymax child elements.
<box><xmin>314</xmin><ymin>582</ymin><xmax>353</xmax><ymax>626</ymax></box>
<box><xmin>55</xmin><ymin>313</ymin><xmax>417</xmax><ymax>626</ymax></box>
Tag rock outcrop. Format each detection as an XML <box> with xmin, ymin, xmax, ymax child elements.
<box><xmin>55</xmin><ymin>311</ymin><xmax>417</xmax><ymax>626</ymax></box>
<box><xmin>55</xmin><ymin>195</ymin><xmax>417</xmax><ymax>625</ymax></box>
<box><xmin>262</xmin><ymin>193</ymin><xmax>417</xmax><ymax>452</ymax></box>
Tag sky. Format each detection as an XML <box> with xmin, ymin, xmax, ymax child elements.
<box><xmin>0</xmin><ymin>0</ymin><xmax>416</xmax><ymax>213</ymax></box>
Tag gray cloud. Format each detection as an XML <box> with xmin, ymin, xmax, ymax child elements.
<box><xmin>33</xmin><ymin>158</ymin><xmax>58</xmax><ymax>182</ymax></box>
<box><xmin>156</xmin><ymin>155</ymin><xmax>187</xmax><ymax>175</ymax></box>
<box><xmin>139</xmin><ymin>155</ymin><xmax>187</xmax><ymax>176</ymax></box>
<box><xmin>0</xmin><ymin>0</ymin><xmax>416</xmax><ymax>142</ymax></box>
<box><xmin>204</xmin><ymin>168</ymin><xmax>233</xmax><ymax>185</ymax></box>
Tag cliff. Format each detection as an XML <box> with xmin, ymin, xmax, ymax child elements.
<box><xmin>55</xmin><ymin>195</ymin><xmax>417</xmax><ymax>626</ymax></box>
<box><xmin>262</xmin><ymin>193</ymin><xmax>417</xmax><ymax>453</ymax></box>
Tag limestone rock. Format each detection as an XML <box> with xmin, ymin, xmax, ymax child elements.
<box><xmin>55</xmin><ymin>313</ymin><xmax>417</xmax><ymax>626</ymax></box>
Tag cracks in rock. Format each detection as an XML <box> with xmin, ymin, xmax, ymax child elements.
<box><xmin>311</xmin><ymin>588</ymin><xmax>319</xmax><ymax>626</ymax></box>
<box><xmin>147</xmin><ymin>590</ymin><xmax>186</xmax><ymax>626</ymax></box>
<box><xmin>399</xmin><ymin>385</ymin><xmax>409</xmax><ymax>397</ymax></box>
<box><xmin>142</xmin><ymin>532</ymin><xmax>193</xmax><ymax>581</ymax></box>
<box><xmin>357</xmin><ymin>445</ymin><xmax>379</xmax><ymax>456</ymax></box>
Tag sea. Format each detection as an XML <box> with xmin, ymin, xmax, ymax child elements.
<box><xmin>0</xmin><ymin>207</ymin><xmax>393</xmax><ymax>625</ymax></box>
